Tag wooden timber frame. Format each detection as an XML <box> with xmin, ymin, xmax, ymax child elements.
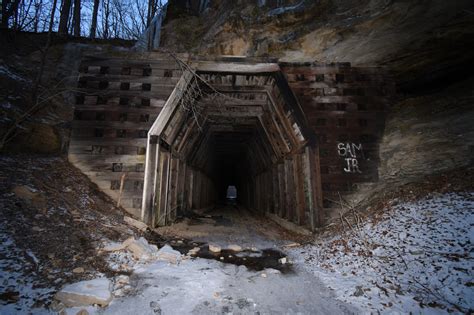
<box><xmin>68</xmin><ymin>52</ymin><xmax>391</xmax><ymax>232</ymax></box>
<box><xmin>141</xmin><ymin>61</ymin><xmax>324</xmax><ymax>231</ymax></box>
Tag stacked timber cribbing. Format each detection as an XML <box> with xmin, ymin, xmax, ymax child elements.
<box><xmin>67</xmin><ymin>53</ymin><xmax>393</xmax><ymax>227</ymax></box>
<box><xmin>280</xmin><ymin>62</ymin><xmax>394</xmax><ymax>217</ymax></box>
<box><xmin>69</xmin><ymin>53</ymin><xmax>182</xmax><ymax>217</ymax></box>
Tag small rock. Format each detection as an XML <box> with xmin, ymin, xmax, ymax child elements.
<box><xmin>265</xmin><ymin>268</ymin><xmax>281</xmax><ymax>274</ymax></box>
<box><xmin>102</xmin><ymin>237</ymin><xmax>135</xmax><ymax>252</ymax></box>
<box><xmin>278</xmin><ymin>257</ymin><xmax>287</xmax><ymax>264</ymax></box>
<box><xmin>49</xmin><ymin>300</ymin><xmax>65</xmax><ymax>312</ymax></box>
<box><xmin>12</xmin><ymin>185</ymin><xmax>47</xmax><ymax>211</ymax></box>
<box><xmin>124</xmin><ymin>216</ymin><xmax>148</xmax><ymax>231</ymax></box>
<box><xmin>150</xmin><ymin>301</ymin><xmax>162</xmax><ymax>314</ymax></box>
<box><xmin>209</xmin><ymin>244</ymin><xmax>222</xmax><ymax>253</ymax></box>
<box><xmin>115</xmin><ymin>275</ymin><xmax>130</xmax><ymax>286</ymax></box>
<box><xmin>227</xmin><ymin>245</ymin><xmax>242</xmax><ymax>252</ymax></box>
<box><xmin>353</xmin><ymin>286</ymin><xmax>364</xmax><ymax>297</ymax></box>
<box><xmin>127</xmin><ymin>237</ymin><xmax>158</xmax><ymax>260</ymax></box>
<box><xmin>63</xmin><ymin>187</ymin><xmax>72</xmax><ymax>193</ymax></box>
<box><xmin>157</xmin><ymin>244</ymin><xmax>182</xmax><ymax>264</ymax></box>
<box><xmin>72</xmin><ymin>267</ymin><xmax>84</xmax><ymax>274</ymax></box>
<box><xmin>187</xmin><ymin>247</ymin><xmax>200</xmax><ymax>256</ymax></box>
<box><xmin>102</xmin><ymin>243</ymin><xmax>125</xmax><ymax>252</ymax></box>
<box><xmin>261</xmin><ymin>273</ymin><xmax>267</xmax><ymax>278</ymax></box>
<box><xmin>55</xmin><ymin>278</ymin><xmax>112</xmax><ymax>307</ymax></box>
<box><xmin>282</xmin><ymin>242</ymin><xmax>300</xmax><ymax>248</ymax></box>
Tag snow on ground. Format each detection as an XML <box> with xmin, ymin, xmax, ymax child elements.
<box><xmin>73</xmin><ymin>256</ymin><xmax>356</xmax><ymax>315</ymax></box>
<box><xmin>290</xmin><ymin>192</ymin><xmax>474</xmax><ymax>314</ymax></box>
<box><xmin>0</xmin><ymin>225</ymin><xmax>54</xmax><ymax>315</ymax></box>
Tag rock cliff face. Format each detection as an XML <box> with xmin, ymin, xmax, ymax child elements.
<box><xmin>162</xmin><ymin>0</ymin><xmax>474</xmax><ymax>83</ymax></box>
<box><xmin>161</xmin><ymin>0</ymin><xmax>474</xmax><ymax>211</ymax></box>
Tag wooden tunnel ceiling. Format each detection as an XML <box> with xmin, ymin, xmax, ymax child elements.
<box><xmin>154</xmin><ymin>64</ymin><xmax>311</xmax><ymax>195</ymax></box>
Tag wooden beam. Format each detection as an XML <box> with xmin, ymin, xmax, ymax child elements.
<box><xmin>196</xmin><ymin>62</ymin><xmax>280</xmax><ymax>74</ymax></box>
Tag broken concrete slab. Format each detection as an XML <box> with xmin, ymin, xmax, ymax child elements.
<box><xmin>187</xmin><ymin>247</ymin><xmax>200</xmax><ymax>256</ymax></box>
<box><xmin>227</xmin><ymin>244</ymin><xmax>242</xmax><ymax>252</ymax></box>
<box><xmin>102</xmin><ymin>237</ymin><xmax>135</xmax><ymax>252</ymax></box>
<box><xmin>127</xmin><ymin>237</ymin><xmax>158</xmax><ymax>260</ymax></box>
<box><xmin>209</xmin><ymin>244</ymin><xmax>221</xmax><ymax>253</ymax></box>
<box><xmin>55</xmin><ymin>278</ymin><xmax>112</xmax><ymax>307</ymax></box>
<box><xmin>157</xmin><ymin>244</ymin><xmax>182</xmax><ymax>264</ymax></box>
<box><xmin>123</xmin><ymin>216</ymin><xmax>148</xmax><ymax>231</ymax></box>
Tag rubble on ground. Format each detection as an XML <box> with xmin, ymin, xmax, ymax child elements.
<box><xmin>54</xmin><ymin>278</ymin><xmax>112</xmax><ymax>307</ymax></box>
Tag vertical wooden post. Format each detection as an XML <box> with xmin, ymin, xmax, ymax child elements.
<box><xmin>167</xmin><ymin>156</ymin><xmax>179</xmax><ymax>223</ymax></box>
<box><xmin>156</xmin><ymin>150</ymin><xmax>170</xmax><ymax>226</ymax></box>
<box><xmin>177</xmin><ymin>160</ymin><xmax>186</xmax><ymax>216</ymax></box>
<box><xmin>141</xmin><ymin>135</ymin><xmax>159</xmax><ymax>226</ymax></box>
<box><xmin>295</xmin><ymin>153</ymin><xmax>306</xmax><ymax>226</ymax></box>
<box><xmin>187</xmin><ymin>168</ymin><xmax>194</xmax><ymax>210</ymax></box>
<box><xmin>278</xmin><ymin>163</ymin><xmax>285</xmax><ymax>218</ymax></box>
<box><xmin>306</xmin><ymin>146</ymin><xmax>323</xmax><ymax>230</ymax></box>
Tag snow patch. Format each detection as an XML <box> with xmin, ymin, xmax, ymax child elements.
<box><xmin>291</xmin><ymin>192</ymin><xmax>474</xmax><ymax>313</ymax></box>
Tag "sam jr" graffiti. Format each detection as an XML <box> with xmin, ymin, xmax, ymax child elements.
<box><xmin>337</xmin><ymin>143</ymin><xmax>363</xmax><ymax>173</ymax></box>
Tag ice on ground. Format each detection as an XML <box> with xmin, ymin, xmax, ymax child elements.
<box><xmin>290</xmin><ymin>192</ymin><xmax>474</xmax><ymax>314</ymax></box>
<box><xmin>55</xmin><ymin>278</ymin><xmax>112</xmax><ymax>307</ymax></box>
<box><xmin>96</xmin><ymin>257</ymin><xmax>355</xmax><ymax>314</ymax></box>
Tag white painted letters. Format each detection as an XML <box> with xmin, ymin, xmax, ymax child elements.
<box><xmin>338</xmin><ymin>142</ymin><xmax>363</xmax><ymax>173</ymax></box>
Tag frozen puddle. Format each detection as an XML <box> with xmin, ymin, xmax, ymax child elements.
<box><xmin>98</xmin><ymin>258</ymin><xmax>354</xmax><ymax>314</ymax></box>
<box><xmin>144</xmin><ymin>232</ymin><xmax>292</xmax><ymax>273</ymax></box>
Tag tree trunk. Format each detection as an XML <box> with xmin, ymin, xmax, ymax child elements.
<box><xmin>147</xmin><ymin>0</ymin><xmax>155</xmax><ymax>27</ymax></box>
<box><xmin>72</xmin><ymin>0</ymin><xmax>81</xmax><ymax>36</ymax></box>
<box><xmin>33</xmin><ymin>0</ymin><xmax>43</xmax><ymax>33</ymax></box>
<box><xmin>58</xmin><ymin>0</ymin><xmax>72</xmax><ymax>35</ymax></box>
<box><xmin>102</xmin><ymin>0</ymin><xmax>110</xmax><ymax>39</ymax></box>
<box><xmin>89</xmin><ymin>0</ymin><xmax>99</xmax><ymax>38</ymax></box>
<box><xmin>1</xmin><ymin>0</ymin><xmax>20</xmax><ymax>29</ymax></box>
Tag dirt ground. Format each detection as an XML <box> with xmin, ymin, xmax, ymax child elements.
<box><xmin>0</xmin><ymin>154</ymin><xmax>471</xmax><ymax>314</ymax></box>
<box><xmin>0</xmin><ymin>155</ymin><xmax>139</xmax><ymax>311</ymax></box>
<box><xmin>155</xmin><ymin>205</ymin><xmax>311</xmax><ymax>249</ymax></box>
<box><xmin>0</xmin><ymin>155</ymin><xmax>315</xmax><ymax>313</ymax></box>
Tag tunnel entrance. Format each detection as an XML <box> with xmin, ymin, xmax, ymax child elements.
<box><xmin>141</xmin><ymin>60</ymin><xmax>323</xmax><ymax>231</ymax></box>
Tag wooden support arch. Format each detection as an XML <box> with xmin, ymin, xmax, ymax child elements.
<box><xmin>141</xmin><ymin>63</ymin><xmax>324</xmax><ymax>232</ymax></box>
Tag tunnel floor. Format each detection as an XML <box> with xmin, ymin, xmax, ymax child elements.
<box><xmin>153</xmin><ymin>205</ymin><xmax>310</xmax><ymax>249</ymax></box>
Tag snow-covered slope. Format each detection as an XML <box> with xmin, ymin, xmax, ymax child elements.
<box><xmin>291</xmin><ymin>192</ymin><xmax>474</xmax><ymax>314</ymax></box>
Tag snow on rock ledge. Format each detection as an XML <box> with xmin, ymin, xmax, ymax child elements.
<box><xmin>55</xmin><ymin>278</ymin><xmax>113</xmax><ymax>307</ymax></box>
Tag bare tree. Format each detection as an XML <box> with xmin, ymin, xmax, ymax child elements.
<box><xmin>1</xmin><ymin>0</ymin><xmax>21</xmax><ymax>29</ymax></box>
<box><xmin>33</xmin><ymin>0</ymin><xmax>43</xmax><ymax>32</ymax></box>
<box><xmin>72</xmin><ymin>0</ymin><xmax>81</xmax><ymax>36</ymax></box>
<box><xmin>0</xmin><ymin>0</ymin><xmax>59</xmax><ymax>149</ymax></box>
<box><xmin>101</xmin><ymin>0</ymin><xmax>110</xmax><ymax>39</ymax></box>
<box><xmin>58</xmin><ymin>0</ymin><xmax>72</xmax><ymax>35</ymax></box>
<box><xmin>146</xmin><ymin>0</ymin><xmax>155</xmax><ymax>27</ymax></box>
<box><xmin>89</xmin><ymin>0</ymin><xmax>99</xmax><ymax>38</ymax></box>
